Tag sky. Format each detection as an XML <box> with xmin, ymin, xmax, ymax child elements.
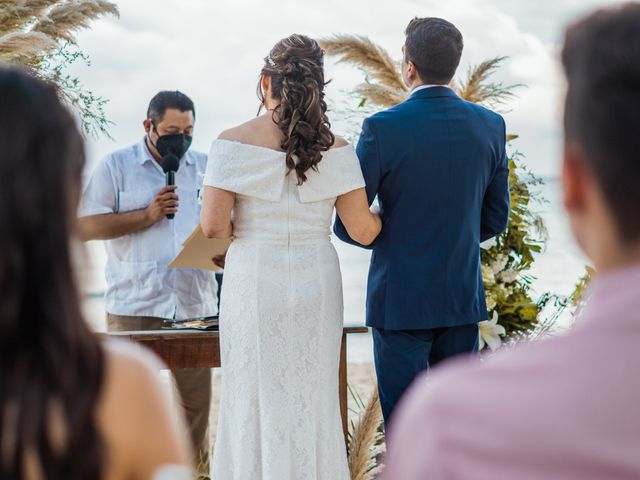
<box><xmin>70</xmin><ymin>0</ymin><xmax>625</xmax><ymax>178</ymax></box>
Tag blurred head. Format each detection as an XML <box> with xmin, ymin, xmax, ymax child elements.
<box><xmin>257</xmin><ymin>33</ymin><xmax>335</xmax><ymax>184</ymax></box>
<box><xmin>561</xmin><ymin>3</ymin><xmax>640</xmax><ymax>270</ymax></box>
<box><xmin>143</xmin><ymin>90</ymin><xmax>195</xmax><ymax>160</ymax></box>
<box><xmin>402</xmin><ymin>17</ymin><xmax>464</xmax><ymax>89</ymax></box>
<box><xmin>0</xmin><ymin>66</ymin><xmax>104</xmax><ymax>478</ymax></box>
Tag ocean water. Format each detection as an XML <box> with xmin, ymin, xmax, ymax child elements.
<box><xmin>82</xmin><ymin>177</ymin><xmax>588</xmax><ymax>362</ymax></box>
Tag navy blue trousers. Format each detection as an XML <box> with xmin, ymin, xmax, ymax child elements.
<box><xmin>373</xmin><ymin>324</ymin><xmax>479</xmax><ymax>424</ymax></box>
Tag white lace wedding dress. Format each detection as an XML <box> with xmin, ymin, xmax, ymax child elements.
<box><xmin>204</xmin><ymin>139</ymin><xmax>365</xmax><ymax>480</ymax></box>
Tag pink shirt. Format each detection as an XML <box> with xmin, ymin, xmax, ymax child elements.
<box><xmin>384</xmin><ymin>265</ymin><xmax>640</xmax><ymax>480</ymax></box>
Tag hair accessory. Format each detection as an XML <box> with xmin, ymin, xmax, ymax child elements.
<box><xmin>267</xmin><ymin>55</ymin><xmax>279</xmax><ymax>70</ymax></box>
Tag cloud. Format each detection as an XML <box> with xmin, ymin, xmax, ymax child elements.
<box><xmin>69</xmin><ymin>0</ymin><xmax>628</xmax><ymax>177</ymax></box>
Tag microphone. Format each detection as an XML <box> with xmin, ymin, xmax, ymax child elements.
<box><xmin>161</xmin><ymin>154</ymin><xmax>180</xmax><ymax>219</ymax></box>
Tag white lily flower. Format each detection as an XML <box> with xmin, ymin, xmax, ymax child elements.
<box><xmin>486</xmin><ymin>295</ymin><xmax>497</xmax><ymax>311</ymax></box>
<box><xmin>498</xmin><ymin>269</ymin><xmax>519</xmax><ymax>284</ymax></box>
<box><xmin>480</xmin><ymin>237</ymin><xmax>497</xmax><ymax>250</ymax></box>
<box><xmin>479</xmin><ymin>312</ymin><xmax>507</xmax><ymax>351</ymax></box>
<box><xmin>482</xmin><ymin>265</ymin><xmax>496</xmax><ymax>285</ymax></box>
<box><xmin>491</xmin><ymin>254</ymin><xmax>508</xmax><ymax>274</ymax></box>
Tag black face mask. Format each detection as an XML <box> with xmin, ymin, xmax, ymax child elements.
<box><xmin>151</xmin><ymin>128</ymin><xmax>193</xmax><ymax>159</ymax></box>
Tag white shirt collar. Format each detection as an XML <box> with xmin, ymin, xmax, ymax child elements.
<box><xmin>411</xmin><ymin>84</ymin><xmax>449</xmax><ymax>95</ymax></box>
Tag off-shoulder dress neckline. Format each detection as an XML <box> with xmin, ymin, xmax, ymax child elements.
<box><xmin>212</xmin><ymin>138</ymin><xmax>352</xmax><ymax>155</ymax></box>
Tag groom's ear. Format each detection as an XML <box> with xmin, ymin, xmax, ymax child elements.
<box><xmin>405</xmin><ymin>60</ymin><xmax>420</xmax><ymax>84</ymax></box>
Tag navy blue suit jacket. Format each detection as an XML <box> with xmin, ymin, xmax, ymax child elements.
<box><xmin>334</xmin><ymin>86</ymin><xmax>510</xmax><ymax>330</ymax></box>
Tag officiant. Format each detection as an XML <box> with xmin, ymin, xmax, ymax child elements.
<box><xmin>78</xmin><ymin>90</ymin><xmax>217</xmax><ymax>474</ymax></box>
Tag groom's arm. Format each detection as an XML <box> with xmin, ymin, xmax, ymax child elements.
<box><xmin>334</xmin><ymin>118</ymin><xmax>381</xmax><ymax>249</ymax></box>
<box><xmin>480</xmin><ymin>119</ymin><xmax>510</xmax><ymax>242</ymax></box>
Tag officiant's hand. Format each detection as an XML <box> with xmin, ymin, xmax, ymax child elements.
<box><xmin>145</xmin><ymin>186</ymin><xmax>179</xmax><ymax>224</ymax></box>
<box><xmin>212</xmin><ymin>254</ymin><xmax>226</xmax><ymax>269</ymax></box>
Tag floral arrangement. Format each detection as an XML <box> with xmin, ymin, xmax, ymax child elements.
<box><xmin>0</xmin><ymin>0</ymin><xmax>118</xmax><ymax>137</ymax></box>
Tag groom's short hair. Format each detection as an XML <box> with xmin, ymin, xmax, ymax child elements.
<box><xmin>404</xmin><ymin>17</ymin><xmax>463</xmax><ymax>85</ymax></box>
<box><xmin>562</xmin><ymin>3</ymin><xmax>640</xmax><ymax>243</ymax></box>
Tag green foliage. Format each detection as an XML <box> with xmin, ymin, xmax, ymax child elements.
<box><xmin>481</xmin><ymin>153</ymin><xmax>549</xmax><ymax>336</ymax></box>
<box><xmin>571</xmin><ymin>266</ymin><xmax>595</xmax><ymax>306</ymax></box>
<box><xmin>0</xmin><ymin>0</ymin><xmax>118</xmax><ymax>138</ymax></box>
<box><xmin>39</xmin><ymin>44</ymin><xmax>113</xmax><ymax>139</ymax></box>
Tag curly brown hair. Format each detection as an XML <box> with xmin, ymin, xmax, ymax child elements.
<box><xmin>258</xmin><ymin>34</ymin><xmax>335</xmax><ymax>185</ymax></box>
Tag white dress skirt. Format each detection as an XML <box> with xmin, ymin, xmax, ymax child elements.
<box><xmin>204</xmin><ymin>139</ymin><xmax>365</xmax><ymax>480</ymax></box>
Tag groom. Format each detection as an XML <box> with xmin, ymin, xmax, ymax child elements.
<box><xmin>334</xmin><ymin>17</ymin><xmax>510</xmax><ymax>423</ymax></box>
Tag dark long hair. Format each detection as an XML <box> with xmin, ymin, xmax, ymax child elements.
<box><xmin>0</xmin><ymin>67</ymin><xmax>105</xmax><ymax>479</ymax></box>
<box><xmin>258</xmin><ymin>34</ymin><xmax>335</xmax><ymax>185</ymax></box>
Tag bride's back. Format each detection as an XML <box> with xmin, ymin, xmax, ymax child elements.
<box><xmin>208</xmin><ymin>133</ymin><xmax>354</xmax><ymax>245</ymax></box>
<box><xmin>201</xmin><ymin>34</ymin><xmax>380</xmax><ymax>248</ymax></box>
<box><xmin>218</xmin><ymin>113</ymin><xmax>285</xmax><ymax>152</ymax></box>
<box><xmin>209</xmin><ymin>115</ymin><xmax>352</xmax><ymax>243</ymax></box>
<box><xmin>200</xmin><ymin>34</ymin><xmax>380</xmax><ymax>480</ymax></box>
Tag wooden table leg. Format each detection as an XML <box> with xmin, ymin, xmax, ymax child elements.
<box><xmin>339</xmin><ymin>332</ymin><xmax>348</xmax><ymax>445</ymax></box>
<box><xmin>103</xmin><ymin>328</ymin><xmax>367</xmax><ymax>450</ymax></box>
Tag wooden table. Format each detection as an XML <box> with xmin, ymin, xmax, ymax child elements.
<box><xmin>103</xmin><ymin>326</ymin><xmax>368</xmax><ymax>441</ymax></box>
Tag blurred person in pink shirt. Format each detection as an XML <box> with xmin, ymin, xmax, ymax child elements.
<box><xmin>383</xmin><ymin>4</ymin><xmax>640</xmax><ymax>479</ymax></box>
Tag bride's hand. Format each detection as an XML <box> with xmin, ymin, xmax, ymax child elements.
<box><xmin>212</xmin><ymin>255</ymin><xmax>226</xmax><ymax>269</ymax></box>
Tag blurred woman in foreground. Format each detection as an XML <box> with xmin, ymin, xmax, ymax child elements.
<box><xmin>0</xmin><ymin>66</ymin><xmax>192</xmax><ymax>480</ymax></box>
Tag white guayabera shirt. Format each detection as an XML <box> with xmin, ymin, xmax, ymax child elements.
<box><xmin>80</xmin><ymin>138</ymin><xmax>218</xmax><ymax>320</ymax></box>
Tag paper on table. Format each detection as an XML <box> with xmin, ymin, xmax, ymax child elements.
<box><xmin>168</xmin><ymin>225</ymin><xmax>233</xmax><ymax>272</ymax></box>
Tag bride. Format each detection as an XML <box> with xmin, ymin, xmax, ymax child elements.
<box><xmin>201</xmin><ymin>34</ymin><xmax>382</xmax><ymax>479</ymax></box>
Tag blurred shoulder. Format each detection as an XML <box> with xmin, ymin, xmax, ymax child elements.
<box><xmin>98</xmin><ymin>341</ymin><xmax>190</xmax><ymax>477</ymax></box>
<box><xmin>98</xmin><ymin>341</ymin><xmax>175</xmax><ymax>447</ymax></box>
<box><xmin>102</xmin><ymin>340</ymin><xmax>165</xmax><ymax>391</ymax></box>
<box><xmin>395</xmin><ymin>335</ymin><xmax>578</xmax><ymax>433</ymax></box>
<box><xmin>97</xmin><ymin>341</ymin><xmax>168</xmax><ymax>451</ymax></box>
<box><xmin>387</xmin><ymin>334</ymin><xmax>596</xmax><ymax>479</ymax></box>
<box><xmin>100</xmin><ymin>340</ymin><xmax>170</xmax><ymax>414</ymax></box>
